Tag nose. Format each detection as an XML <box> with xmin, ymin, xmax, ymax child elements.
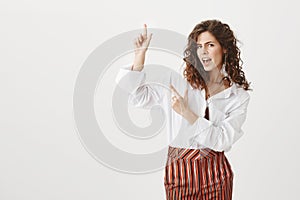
<box><xmin>200</xmin><ymin>46</ymin><xmax>208</xmax><ymax>55</ymax></box>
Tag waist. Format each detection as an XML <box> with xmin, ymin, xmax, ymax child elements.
<box><xmin>167</xmin><ymin>145</ymin><xmax>224</xmax><ymax>161</ymax></box>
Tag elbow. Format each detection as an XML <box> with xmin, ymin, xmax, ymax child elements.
<box><xmin>213</xmin><ymin>129</ymin><xmax>244</xmax><ymax>152</ymax></box>
<box><xmin>212</xmin><ymin>139</ymin><xmax>233</xmax><ymax>152</ymax></box>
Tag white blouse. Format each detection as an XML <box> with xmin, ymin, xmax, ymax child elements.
<box><xmin>115</xmin><ymin>64</ymin><xmax>250</xmax><ymax>152</ymax></box>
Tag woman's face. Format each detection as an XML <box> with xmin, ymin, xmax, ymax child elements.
<box><xmin>196</xmin><ymin>31</ymin><xmax>225</xmax><ymax>72</ymax></box>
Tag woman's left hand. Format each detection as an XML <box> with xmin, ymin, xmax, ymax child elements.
<box><xmin>170</xmin><ymin>85</ymin><xmax>199</xmax><ymax>124</ymax></box>
<box><xmin>170</xmin><ymin>84</ymin><xmax>190</xmax><ymax>116</ymax></box>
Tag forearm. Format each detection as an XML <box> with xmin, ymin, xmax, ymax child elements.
<box><xmin>182</xmin><ymin>109</ymin><xmax>199</xmax><ymax>125</ymax></box>
<box><xmin>132</xmin><ymin>52</ymin><xmax>146</xmax><ymax>71</ymax></box>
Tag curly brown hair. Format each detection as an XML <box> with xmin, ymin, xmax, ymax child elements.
<box><xmin>183</xmin><ymin>19</ymin><xmax>250</xmax><ymax>90</ymax></box>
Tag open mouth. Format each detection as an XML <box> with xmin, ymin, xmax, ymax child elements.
<box><xmin>201</xmin><ymin>58</ymin><xmax>212</xmax><ymax>65</ymax></box>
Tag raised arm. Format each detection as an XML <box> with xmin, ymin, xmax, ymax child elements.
<box><xmin>115</xmin><ymin>24</ymin><xmax>167</xmax><ymax>109</ymax></box>
<box><xmin>132</xmin><ymin>24</ymin><xmax>153</xmax><ymax>71</ymax></box>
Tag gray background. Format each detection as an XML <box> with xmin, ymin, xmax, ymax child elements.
<box><xmin>1</xmin><ymin>0</ymin><xmax>299</xmax><ymax>199</ymax></box>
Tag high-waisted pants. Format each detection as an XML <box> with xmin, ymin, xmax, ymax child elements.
<box><xmin>164</xmin><ymin>146</ymin><xmax>234</xmax><ymax>200</ymax></box>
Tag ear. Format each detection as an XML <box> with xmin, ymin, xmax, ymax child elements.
<box><xmin>223</xmin><ymin>49</ymin><xmax>227</xmax><ymax>54</ymax></box>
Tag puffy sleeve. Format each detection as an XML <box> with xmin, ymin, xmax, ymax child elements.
<box><xmin>115</xmin><ymin>64</ymin><xmax>171</xmax><ymax>109</ymax></box>
<box><xmin>188</xmin><ymin>91</ymin><xmax>250</xmax><ymax>152</ymax></box>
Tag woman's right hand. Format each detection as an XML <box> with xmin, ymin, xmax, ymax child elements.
<box><xmin>132</xmin><ymin>24</ymin><xmax>152</xmax><ymax>71</ymax></box>
<box><xmin>133</xmin><ymin>24</ymin><xmax>153</xmax><ymax>55</ymax></box>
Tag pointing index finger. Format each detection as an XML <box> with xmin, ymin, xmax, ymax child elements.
<box><xmin>143</xmin><ymin>24</ymin><xmax>147</xmax><ymax>37</ymax></box>
<box><xmin>170</xmin><ymin>85</ymin><xmax>181</xmax><ymax>98</ymax></box>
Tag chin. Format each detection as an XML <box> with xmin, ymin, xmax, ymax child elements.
<box><xmin>203</xmin><ymin>66</ymin><xmax>213</xmax><ymax>72</ymax></box>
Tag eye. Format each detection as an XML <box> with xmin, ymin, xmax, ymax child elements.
<box><xmin>208</xmin><ymin>43</ymin><xmax>214</xmax><ymax>47</ymax></box>
<box><xmin>196</xmin><ymin>45</ymin><xmax>202</xmax><ymax>49</ymax></box>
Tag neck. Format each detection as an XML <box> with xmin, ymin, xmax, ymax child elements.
<box><xmin>208</xmin><ymin>67</ymin><xmax>223</xmax><ymax>84</ymax></box>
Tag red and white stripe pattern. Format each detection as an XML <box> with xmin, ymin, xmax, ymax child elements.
<box><xmin>164</xmin><ymin>146</ymin><xmax>234</xmax><ymax>200</ymax></box>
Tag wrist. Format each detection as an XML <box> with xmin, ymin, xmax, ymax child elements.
<box><xmin>182</xmin><ymin>109</ymin><xmax>199</xmax><ymax>125</ymax></box>
<box><xmin>134</xmin><ymin>51</ymin><xmax>147</xmax><ymax>57</ymax></box>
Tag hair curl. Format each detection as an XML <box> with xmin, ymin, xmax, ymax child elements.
<box><xmin>183</xmin><ymin>19</ymin><xmax>250</xmax><ymax>90</ymax></box>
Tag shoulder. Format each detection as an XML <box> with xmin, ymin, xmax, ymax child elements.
<box><xmin>234</xmin><ymin>83</ymin><xmax>250</xmax><ymax>104</ymax></box>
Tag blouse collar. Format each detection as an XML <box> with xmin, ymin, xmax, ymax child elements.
<box><xmin>197</xmin><ymin>82</ymin><xmax>238</xmax><ymax>100</ymax></box>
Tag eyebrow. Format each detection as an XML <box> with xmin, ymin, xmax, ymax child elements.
<box><xmin>196</xmin><ymin>41</ymin><xmax>214</xmax><ymax>45</ymax></box>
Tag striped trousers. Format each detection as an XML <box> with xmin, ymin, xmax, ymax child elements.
<box><xmin>164</xmin><ymin>146</ymin><xmax>234</xmax><ymax>200</ymax></box>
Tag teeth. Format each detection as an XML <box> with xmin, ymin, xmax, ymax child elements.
<box><xmin>202</xmin><ymin>58</ymin><xmax>211</xmax><ymax>62</ymax></box>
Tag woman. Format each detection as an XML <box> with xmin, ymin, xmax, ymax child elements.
<box><xmin>116</xmin><ymin>20</ymin><xmax>250</xmax><ymax>199</ymax></box>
